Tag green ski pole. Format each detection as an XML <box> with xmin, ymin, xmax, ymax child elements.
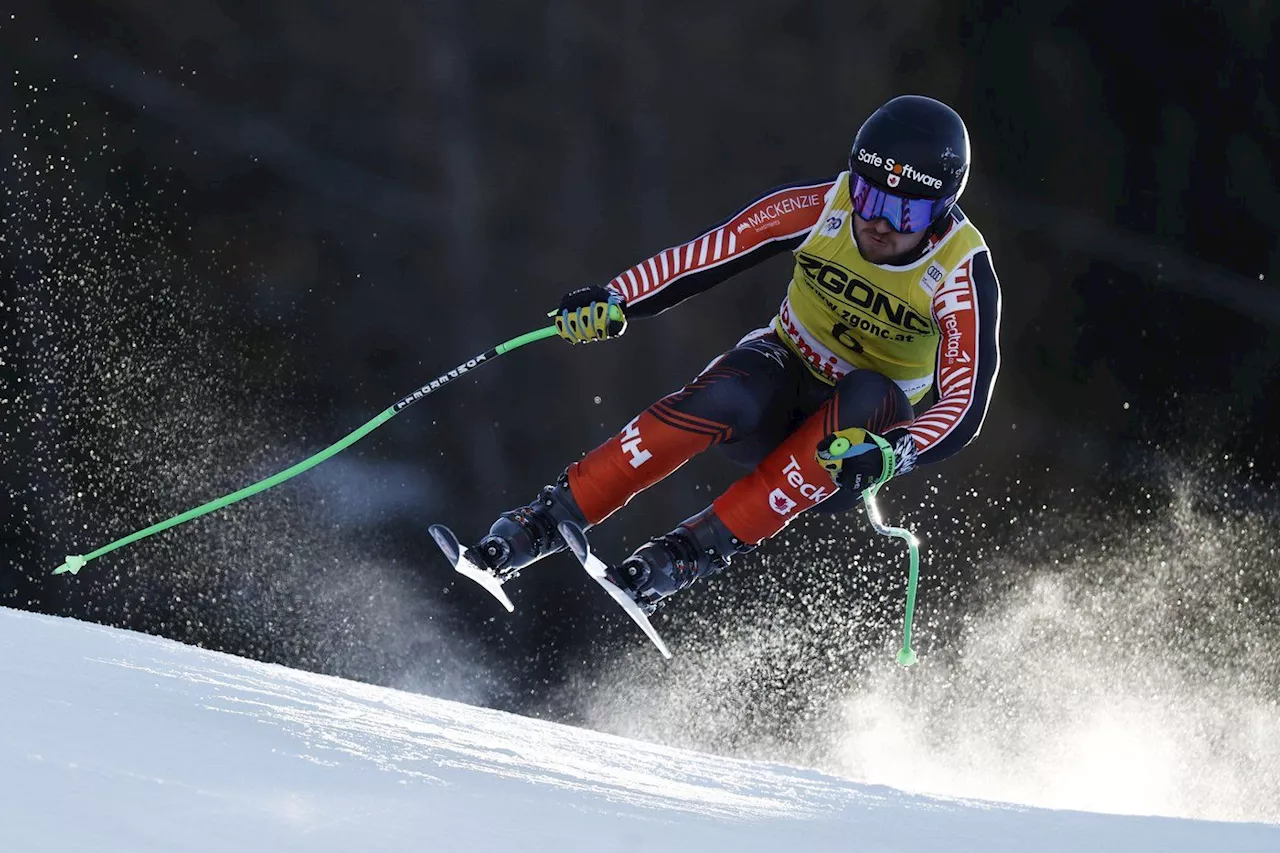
<box><xmin>825</xmin><ymin>432</ymin><xmax>922</xmax><ymax>667</ymax></box>
<box><xmin>53</xmin><ymin>321</ymin><xmax>573</xmax><ymax>576</ymax></box>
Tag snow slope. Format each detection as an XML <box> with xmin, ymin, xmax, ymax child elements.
<box><xmin>0</xmin><ymin>607</ymin><xmax>1274</xmax><ymax>852</ymax></box>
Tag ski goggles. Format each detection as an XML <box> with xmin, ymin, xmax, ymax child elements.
<box><xmin>849</xmin><ymin>172</ymin><xmax>955</xmax><ymax>234</ymax></box>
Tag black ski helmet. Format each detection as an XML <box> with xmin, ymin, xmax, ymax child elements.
<box><xmin>849</xmin><ymin>95</ymin><xmax>970</xmax><ymax>218</ymax></box>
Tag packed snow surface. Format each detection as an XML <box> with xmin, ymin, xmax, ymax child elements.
<box><xmin>0</xmin><ymin>607</ymin><xmax>1275</xmax><ymax>852</ymax></box>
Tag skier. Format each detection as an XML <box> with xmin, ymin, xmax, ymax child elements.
<box><xmin>470</xmin><ymin>94</ymin><xmax>1001</xmax><ymax>613</ymax></box>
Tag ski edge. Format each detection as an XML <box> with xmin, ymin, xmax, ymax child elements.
<box><xmin>428</xmin><ymin>523</ymin><xmax>515</xmax><ymax>613</ymax></box>
<box><xmin>558</xmin><ymin>521</ymin><xmax>673</xmax><ymax>660</ymax></box>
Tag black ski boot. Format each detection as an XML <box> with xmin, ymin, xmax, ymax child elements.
<box><xmin>609</xmin><ymin>507</ymin><xmax>752</xmax><ymax>613</ymax></box>
<box><xmin>474</xmin><ymin>471</ymin><xmax>589</xmax><ymax>577</ymax></box>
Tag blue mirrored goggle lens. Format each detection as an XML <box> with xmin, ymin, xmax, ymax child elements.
<box><xmin>850</xmin><ymin>173</ymin><xmax>954</xmax><ymax>234</ymax></box>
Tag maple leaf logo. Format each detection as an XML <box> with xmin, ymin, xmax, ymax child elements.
<box><xmin>768</xmin><ymin>488</ymin><xmax>796</xmax><ymax>516</ymax></box>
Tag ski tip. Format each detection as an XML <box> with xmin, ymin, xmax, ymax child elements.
<box><xmin>428</xmin><ymin>524</ymin><xmax>516</xmax><ymax>614</ymax></box>
<box><xmin>557</xmin><ymin>521</ymin><xmax>589</xmax><ymax>562</ymax></box>
<box><xmin>428</xmin><ymin>524</ymin><xmax>462</xmax><ymax>566</ymax></box>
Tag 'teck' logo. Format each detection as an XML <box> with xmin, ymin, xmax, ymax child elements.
<box><xmin>782</xmin><ymin>455</ymin><xmax>830</xmax><ymax>503</ymax></box>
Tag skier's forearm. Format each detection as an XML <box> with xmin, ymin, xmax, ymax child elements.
<box><xmin>612</xmin><ymin>178</ymin><xmax>836</xmax><ymax>319</ymax></box>
<box><xmin>907</xmin><ymin>249</ymin><xmax>1002</xmax><ymax>464</ymax></box>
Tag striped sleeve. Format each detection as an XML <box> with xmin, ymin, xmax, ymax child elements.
<box><xmin>907</xmin><ymin>248</ymin><xmax>1002</xmax><ymax>464</ymax></box>
<box><xmin>611</xmin><ymin>179</ymin><xmax>836</xmax><ymax>319</ymax></box>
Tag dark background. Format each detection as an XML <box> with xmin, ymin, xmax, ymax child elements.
<box><xmin>2</xmin><ymin>1</ymin><xmax>1277</xmax><ymax>719</ymax></box>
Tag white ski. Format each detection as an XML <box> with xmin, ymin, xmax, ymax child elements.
<box><xmin>558</xmin><ymin>521</ymin><xmax>672</xmax><ymax>660</ymax></box>
<box><xmin>428</xmin><ymin>524</ymin><xmax>515</xmax><ymax>613</ymax></box>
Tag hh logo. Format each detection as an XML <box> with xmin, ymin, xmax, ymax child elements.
<box><xmin>768</xmin><ymin>488</ymin><xmax>797</xmax><ymax>516</ymax></box>
<box><xmin>621</xmin><ymin>417</ymin><xmax>652</xmax><ymax>468</ymax></box>
<box><xmin>934</xmin><ymin>260</ymin><xmax>974</xmax><ymax>319</ymax></box>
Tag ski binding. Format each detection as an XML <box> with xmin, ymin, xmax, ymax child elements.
<box><xmin>558</xmin><ymin>521</ymin><xmax>672</xmax><ymax>659</ymax></box>
<box><xmin>428</xmin><ymin>523</ymin><xmax>515</xmax><ymax>613</ymax></box>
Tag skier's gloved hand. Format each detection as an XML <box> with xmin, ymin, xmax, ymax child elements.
<box><xmin>816</xmin><ymin>426</ymin><xmax>916</xmax><ymax>493</ymax></box>
<box><xmin>552</xmin><ymin>285</ymin><xmax>627</xmax><ymax>344</ymax></box>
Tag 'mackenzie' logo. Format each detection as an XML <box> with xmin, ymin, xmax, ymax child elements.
<box><xmin>734</xmin><ymin>191</ymin><xmax>824</xmax><ymax>235</ymax></box>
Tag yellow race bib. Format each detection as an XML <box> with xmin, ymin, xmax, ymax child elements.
<box><xmin>774</xmin><ymin>171</ymin><xmax>989</xmax><ymax>403</ymax></box>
